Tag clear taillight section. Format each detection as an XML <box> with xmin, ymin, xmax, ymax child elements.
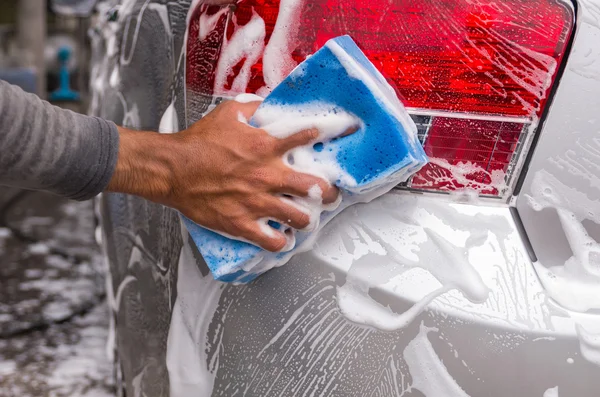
<box><xmin>186</xmin><ymin>0</ymin><xmax>573</xmax><ymax>198</ymax></box>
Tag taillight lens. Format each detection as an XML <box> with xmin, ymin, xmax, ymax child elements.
<box><xmin>186</xmin><ymin>0</ymin><xmax>573</xmax><ymax>197</ymax></box>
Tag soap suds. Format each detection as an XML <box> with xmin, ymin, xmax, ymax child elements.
<box><xmin>527</xmin><ymin>170</ymin><xmax>600</xmax><ymax>312</ymax></box>
<box><xmin>214</xmin><ymin>11</ymin><xmax>266</xmax><ymax>95</ymax></box>
<box><xmin>338</xmin><ymin>280</ymin><xmax>451</xmax><ymax>331</ymax></box>
<box><xmin>237</xmin><ymin>110</ymin><xmax>248</xmax><ymax>124</ymax></box>
<box><xmin>234</xmin><ymin>93</ymin><xmax>264</xmax><ymax>104</ymax></box>
<box><xmin>403</xmin><ymin>322</ymin><xmax>470</xmax><ymax>397</ymax></box>
<box><xmin>167</xmin><ymin>224</ymin><xmax>224</xmax><ymax>396</ymax></box>
<box><xmin>158</xmin><ymin>101</ymin><xmax>178</xmax><ymax>134</ymax></box>
<box><xmin>544</xmin><ymin>386</ymin><xmax>559</xmax><ymax>397</ymax></box>
<box><xmin>196</xmin><ymin>4</ymin><xmax>229</xmax><ymax>41</ymax></box>
<box><xmin>576</xmin><ymin>324</ymin><xmax>600</xmax><ymax>367</ymax></box>
<box><xmin>415</xmin><ymin>157</ymin><xmax>509</xmax><ymax>196</ymax></box>
<box><xmin>315</xmin><ymin>193</ymin><xmax>554</xmax><ymax>332</ymax></box>
<box><xmin>330</xmin><ymin>197</ymin><xmax>496</xmax><ymax>331</ymax></box>
<box><xmin>258</xmin><ymin>0</ymin><xmax>305</xmax><ymax>95</ymax></box>
<box><xmin>120</xmin><ymin>0</ymin><xmax>151</xmax><ymax>66</ymax></box>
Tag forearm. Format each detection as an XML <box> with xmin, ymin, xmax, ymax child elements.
<box><xmin>0</xmin><ymin>80</ymin><xmax>119</xmax><ymax>200</ymax></box>
<box><xmin>106</xmin><ymin>127</ymin><xmax>176</xmax><ymax>204</ymax></box>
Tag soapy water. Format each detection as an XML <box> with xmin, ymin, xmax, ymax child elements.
<box><xmin>526</xmin><ymin>170</ymin><xmax>600</xmax><ymax>313</ymax></box>
<box><xmin>167</xmin><ymin>225</ymin><xmax>224</xmax><ymax>396</ymax></box>
<box><xmin>576</xmin><ymin>324</ymin><xmax>600</xmax><ymax>367</ymax></box>
<box><xmin>158</xmin><ymin>101</ymin><xmax>178</xmax><ymax>134</ymax></box>
<box><xmin>167</xmin><ymin>191</ymin><xmax>600</xmax><ymax>395</ymax></box>
<box><xmin>257</xmin><ymin>0</ymin><xmax>304</xmax><ymax>96</ymax></box>
<box><xmin>415</xmin><ymin>157</ymin><xmax>509</xmax><ymax>196</ymax></box>
<box><xmin>334</xmin><ymin>219</ymin><xmax>490</xmax><ymax>332</ymax></box>
<box><xmin>522</xmin><ymin>147</ymin><xmax>600</xmax><ymax>366</ymax></box>
<box><xmin>187</xmin><ymin>0</ymin><xmax>529</xmax><ymax>199</ymax></box>
<box><xmin>403</xmin><ymin>323</ymin><xmax>470</xmax><ymax>397</ymax></box>
<box><xmin>314</xmin><ymin>193</ymin><xmax>558</xmax><ymax>332</ymax></box>
<box><xmin>213</xmin><ymin>11</ymin><xmax>266</xmax><ymax>96</ymax></box>
<box><xmin>544</xmin><ymin>386</ymin><xmax>560</xmax><ymax>397</ymax></box>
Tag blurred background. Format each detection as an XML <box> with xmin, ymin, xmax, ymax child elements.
<box><xmin>0</xmin><ymin>1</ymin><xmax>114</xmax><ymax>396</ymax></box>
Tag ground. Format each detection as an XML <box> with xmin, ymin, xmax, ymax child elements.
<box><xmin>0</xmin><ymin>188</ymin><xmax>114</xmax><ymax>397</ymax></box>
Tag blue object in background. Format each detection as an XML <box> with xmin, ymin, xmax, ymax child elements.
<box><xmin>183</xmin><ymin>35</ymin><xmax>428</xmax><ymax>283</ymax></box>
<box><xmin>49</xmin><ymin>46</ymin><xmax>80</xmax><ymax>102</ymax></box>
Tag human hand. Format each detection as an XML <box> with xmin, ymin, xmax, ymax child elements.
<box><xmin>108</xmin><ymin>100</ymin><xmax>339</xmax><ymax>252</ymax></box>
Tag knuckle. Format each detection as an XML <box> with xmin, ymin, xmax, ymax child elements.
<box><xmin>251</xmin><ymin>136</ymin><xmax>274</xmax><ymax>154</ymax></box>
<box><xmin>245</xmin><ymin>194</ymin><xmax>264</xmax><ymax>211</ymax></box>
<box><xmin>295</xmin><ymin>211</ymin><xmax>310</xmax><ymax>228</ymax></box>
<box><xmin>268</xmin><ymin>237</ymin><xmax>286</xmax><ymax>252</ymax></box>
<box><xmin>230</xmin><ymin>217</ymin><xmax>249</xmax><ymax>233</ymax></box>
<box><xmin>305</xmin><ymin>128</ymin><xmax>319</xmax><ymax>140</ymax></box>
<box><xmin>317</xmin><ymin>178</ymin><xmax>329</xmax><ymax>191</ymax></box>
<box><xmin>320</xmin><ymin>178</ymin><xmax>334</xmax><ymax>192</ymax></box>
<box><xmin>286</xmin><ymin>172</ymin><xmax>308</xmax><ymax>191</ymax></box>
<box><xmin>250</xmin><ymin>168</ymin><xmax>272</xmax><ymax>186</ymax></box>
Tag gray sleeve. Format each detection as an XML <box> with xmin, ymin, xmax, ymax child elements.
<box><xmin>0</xmin><ymin>80</ymin><xmax>119</xmax><ymax>201</ymax></box>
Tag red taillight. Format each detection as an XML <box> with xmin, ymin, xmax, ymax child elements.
<box><xmin>186</xmin><ymin>0</ymin><xmax>573</xmax><ymax>197</ymax></box>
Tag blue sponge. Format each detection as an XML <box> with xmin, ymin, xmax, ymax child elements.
<box><xmin>183</xmin><ymin>35</ymin><xmax>428</xmax><ymax>283</ymax></box>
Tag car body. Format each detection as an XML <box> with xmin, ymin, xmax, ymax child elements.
<box><xmin>90</xmin><ymin>0</ymin><xmax>600</xmax><ymax>395</ymax></box>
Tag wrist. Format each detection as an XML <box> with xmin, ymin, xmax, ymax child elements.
<box><xmin>107</xmin><ymin>127</ymin><xmax>178</xmax><ymax>203</ymax></box>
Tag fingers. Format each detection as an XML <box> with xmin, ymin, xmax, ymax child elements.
<box><xmin>236</xmin><ymin>221</ymin><xmax>290</xmax><ymax>253</ymax></box>
<box><xmin>234</xmin><ymin>101</ymin><xmax>262</xmax><ymax>120</ymax></box>
<box><xmin>276</xmin><ymin>124</ymin><xmax>359</xmax><ymax>153</ymax></box>
<box><xmin>260</xmin><ymin>197</ymin><xmax>313</xmax><ymax>230</ymax></box>
<box><xmin>276</xmin><ymin>128</ymin><xmax>319</xmax><ymax>153</ymax></box>
<box><xmin>278</xmin><ymin>169</ymin><xmax>339</xmax><ymax>204</ymax></box>
<box><xmin>338</xmin><ymin>124</ymin><xmax>360</xmax><ymax>138</ymax></box>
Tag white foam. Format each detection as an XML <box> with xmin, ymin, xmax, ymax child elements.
<box><xmin>0</xmin><ymin>361</ymin><xmax>16</xmax><ymax>376</ymax></box>
<box><xmin>259</xmin><ymin>0</ymin><xmax>305</xmax><ymax>94</ymax></box>
<box><xmin>527</xmin><ymin>170</ymin><xmax>600</xmax><ymax>312</ymax></box>
<box><xmin>109</xmin><ymin>66</ymin><xmax>120</xmax><ymax>88</ymax></box>
<box><xmin>214</xmin><ymin>11</ymin><xmax>266</xmax><ymax>95</ymax></box>
<box><xmin>158</xmin><ymin>101</ymin><xmax>178</xmax><ymax>134</ymax></box>
<box><xmin>313</xmin><ymin>193</ymin><xmax>559</xmax><ymax>332</ymax></box>
<box><xmin>576</xmin><ymin>324</ymin><xmax>600</xmax><ymax>367</ymax></box>
<box><xmin>236</xmin><ymin>111</ymin><xmax>248</xmax><ymax>124</ymax></box>
<box><xmin>120</xmin><ymin>0</ymin><xmax>152</xmax><ymax>66</ymax></box>
<box><xmin>197</xmin><ymin>5</ymin><xmax>229</xmax><ymax>41</ymax></box>
<box><xmin>338</xmin><ymin>280</ymin><xmax>451</xmax><ymax>331</ymax></box>
<box><xmin>218</xmin><ymin>99</ymin><xmax>360</xmax><ymax>249</ymax></box>
<box><xmin>167</xmin><ymin>223</ymin><xmax>224</xmax><ymax>396</ymax></box>
<box><xmin>420</xmin><ymin>157</ymin><xmax>509</xmax><ymax>196</ymax></box>
<box><xmin>234</xmin><ymin>93</ymin><xmax>264</xmax><ymax>104</ymax></box>
<box><xmin>278</xmin><ymin>196</ymin><xmax>319</xmax><ymax>232</ymax></box>
<box><xmin>544</xmin><ymin>386</ymin><xmax>559</xmax><ymax>397</ymax></box>
<box><xmin>403</xmin><ymin>322</ymin><xmax>470</xmax><ymax>397</ymax></box>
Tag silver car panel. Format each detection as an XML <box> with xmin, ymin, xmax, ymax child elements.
<box><xmin>91</xmin><ymin>0</ymin><xmax>600</xmax><ymax>395</ymax></box>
